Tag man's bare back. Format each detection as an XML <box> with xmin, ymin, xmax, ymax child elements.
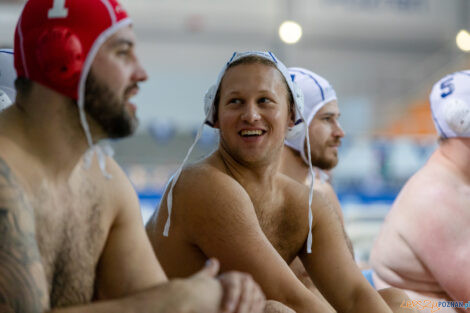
<box><xmin>371</xmin><ymin>70</ymin><xmax>470</xmax><ymax>312</ymax></box>
<box><xmin>371</xmin><ymin>148</ymin><xmax>470</xmax><ymax>308</ymax></box>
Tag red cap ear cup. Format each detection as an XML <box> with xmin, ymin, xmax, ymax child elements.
<box><xmin>36</xmin><ymin>27</ymin><xmax>84</xmax><ymax>89</ymax></box>
<box><xmin>14</xmin><ymin>0</ymin><xmax>130</xmax><ymax>100</ymax></box>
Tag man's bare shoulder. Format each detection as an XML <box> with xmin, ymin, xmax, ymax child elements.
<box><xmin>278</xmin><ymin>174</ymin><xmax>335</xmax><ymax>225</ymax></box>
<box><xmin>172</xmin><ymin>160</ymin><xmax>259</xmax><ymax>230</ymax></box>
<box><xmin>90</xmin><ymin>156</ymin><xmax>141</xmax><ymax>219</ymax></box>
<box><xmin>391</xmin><ymin>162</ymin><xmax>458</xmax><ymax>219</ymax></box>
<box><xmin>278</xmin><ymin>173</ymin><xmax>309</xmax><ymax>200</ymax></box>
<box><xmin>176</xmin><ymin>160</ymin><xmax>247</xmax><ymax>202</ymax></box>
<box><xmin>385</xmin><ymin>159</ymin><xmax>468</xmax><ymax>252</ymax></box>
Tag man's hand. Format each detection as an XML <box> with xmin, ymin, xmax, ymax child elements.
<box><xmin>218</xmin><ymin>268</ymin><xmax>266</xmax><ymax>313</ymax></box>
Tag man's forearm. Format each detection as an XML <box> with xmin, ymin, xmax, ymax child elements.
<box><xmin>47</xmin><ymin>280</ymin><xmax>207</xmax><ymax>313</ymax></box>
<box><xmin>347</xmin><ymin>288</ymin><xmax>393</xmax><ymax>313</ymax></box>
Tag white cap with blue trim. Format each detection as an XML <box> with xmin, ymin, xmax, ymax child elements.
<box><xmin>0</xmin><ymin>49</ymin><xmax>16</xmax><ymax>111</ymax></box>
<box><xmin>285</xmin><ymin>67</ymin><xmax>337</xmax><ymax>164</ymax></box>
<box><xmin>430</xmin><ymin>70</ymin><xmax>470</xmax><ymax>138</ymax></box>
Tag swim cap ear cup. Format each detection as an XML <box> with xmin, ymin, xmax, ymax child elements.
<box><xmin>444</xmin><ymin>98</ymin><xmax>470</xmax><ymax>135</ymax></box>
<box><xmin>292</xmin><ymin>81</ymin><xmax>304</xmax><ymax>125</ymax></box>
<box><xmin>36</xmin><ymin>27</ymin><xmax>84</xmax><ymax>89</ymax></box>
<box><xmin>204</xmin><ymin>84</ymin><xmax>217</xmax><ymax>126</ymax></box>
<box><xmin>0</xmin><ymin>89</ymin><xmax>12</xmax><ymax>110</ymax></box>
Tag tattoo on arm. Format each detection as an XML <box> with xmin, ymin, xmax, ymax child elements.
<box><xmin>0</xmin><ymin>158</ymin><xmax>49</xmax><ymax>312</ymax></box>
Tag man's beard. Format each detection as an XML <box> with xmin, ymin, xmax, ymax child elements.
<box><xmin>307</xmin><ymin>142</ymin><xmax>339</xmax><ymax>170</ymax></box>
<box><xmin>310</xmin><ymin>152</ymin><xmax>338</xmax><ymax>170</ymax></box>
<box><xmin>84</xmin><ymin>73</ymin><xmax>138</xmax><ymax>139</ymax></box>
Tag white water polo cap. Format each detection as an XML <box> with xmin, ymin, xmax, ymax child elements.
<box><xmin>430</xmin><ymin>71</ymin><xmax>470</xmax><ymax>138</ymax></box>
<box><xmin>0</xmin><ymin>49</ymin><xmax>16</xmax><ymax>111</ymax></box>
<box><xmin>285</xmin><ymin>67</ymin><xmax>337</xmax><ymax>164</ymax></box>
<box><xmin>203</xmin><ymin>51</ymin><xmax>305</xmax><ymax>136</ymax></box>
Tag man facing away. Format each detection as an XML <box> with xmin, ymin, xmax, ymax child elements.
<box><xmin>146</xmin><ymin>51</ymin><xmax>410</xmax><ymax>313</ymax></box>
<box><xmin>371</xmin><ymin>71</ymin><xmax>470</xmax><ymax>313</ymax></box>
<box><xmin>0</xmin><ymin>1</ymin><xmax>265</xmax><ymax>312</ymax></box>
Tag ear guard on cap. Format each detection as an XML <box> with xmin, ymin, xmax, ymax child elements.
<box><xmin>204</xmin><ymin>84</ymin><xmax>218</xmax><ymax>126</ymax></box>
<box><xmin>292</xmin><ymin>81</ymin><xmax>304</xmax><ymax>125</ymax></box>
<box><xmin>36</xmin><ymin>27</ymin><xmax>84</xmax><ymax>90</ymax></box>
<box><xmin>0</xmin><ymin>89</ymin><xmax>12</xmax><ymax>110</ymax></box>
<box><xmin>444</xmin><ymin>98</ymin><xmax>470</xmax><ymax>135</ymax></box>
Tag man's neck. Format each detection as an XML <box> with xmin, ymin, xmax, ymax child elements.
<box><xmin>437</xmin><ymin>138</ymin><xmax>470</xmax><ymax>184</ymax></box>
<box><xmin>280</xmin><ymin>146</ymin><xmax>309</xmax><ymax>185</ymax></box>
<box><xmin>12</xmin><ymin>87</ymin><xmax>100</xmax><ymax>181</ymax></box>
<box><xmin>215</xmin><ymin>145</ymin><xmax>281</xmax><ymax>188</ymax></box>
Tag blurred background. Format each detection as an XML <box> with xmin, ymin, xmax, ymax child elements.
<box><xmin>1</xmin><ymin>0</ymin><xmax>470</xmax><ymax>264</ymax></box>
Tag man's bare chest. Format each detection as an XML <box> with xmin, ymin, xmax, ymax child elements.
<box><xmin>32</xmin><ymin>185</ymin><xmax>108</xmax><ymax>307</ymax></box>
<box><xmin>252</xmin><ymin>199</ymin><xmax>307</xmax><ymax>263</ymax></box>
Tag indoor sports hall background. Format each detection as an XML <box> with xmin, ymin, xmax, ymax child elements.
<box><xmin>1</xmin><ymin>0</ymin><xmax>469</xmax><ymax>265</ymax></box>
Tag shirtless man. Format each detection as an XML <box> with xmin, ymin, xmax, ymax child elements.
<box><xmin>146</xmin><ymin>51</ymin><xmax>404</xmax><ymax>313</ymax></box>
<box><xmin>370</xmin><ymin>70</ymin><xmax>470</xmax><ymax>312</ymax></box>
<box><xmin>279</xmin><ymin>67</ymin><xmax>350</xmax><ymax>301</ymax></box>
<box><xmin>0</xmin><ymin>1</ymin><xmax>265</xmax><ymax>312</ymax></box>
<box><xmin>281</xmin><ymin>67</ymin><xmax>409</xmax><ymax>312</ymax></box>
<box><xmin>0</xmin><ymin>49</ymin><xmax>15</xmax><ymax>111</ymax></box>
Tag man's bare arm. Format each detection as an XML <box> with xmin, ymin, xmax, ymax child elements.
<box><xmin>0</xmin><ymin>158</ymin><xmax>50</xmax><ymax>313</ymax></box>
<box><xmin>300</xmin><ymin>189</ymin><xmax>392</xmax><ymax>313</ymax></box>
<box><xmin>177</xmin><ymin>170</ymin><xmax>333</xmax><ymax>313</ymax></box>
<box><xmin>94</xmin><ymin>158</ymin><xmax>168</xmax><ymax>299</ymax></box>
<box><xmin>316</xmin><ymin>181</ymin><xmax>354</xmax><ymax>255</ymax></box>
<box><xmin>49</xmin><ymin>261</ymin><xmax>224</xmax><ymax>313</ymax></box>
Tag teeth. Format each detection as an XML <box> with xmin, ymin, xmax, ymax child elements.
<box><xmin>240</xmin><ymin>130</ymin><xmax>263</xmax><ymax>136</ymax></box>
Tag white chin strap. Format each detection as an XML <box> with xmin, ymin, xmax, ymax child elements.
<box><xmin>163</xmin><ymin>120</ymin><xmax>206</xmax><ymax>237</ymax></box>
<box><xmin>295</xmin><ymin>106</ymin><xmax>315</xmax><ymax>253</ymax></box>
<box><xmin>77</xmin><ymin>87</ymin><xmax>114</xmax><ymax>179</ymax></box>
<box><xmin>82</xmin><ymin>142</ymin><xmax>114</xmax><ymax>179</ymax></box>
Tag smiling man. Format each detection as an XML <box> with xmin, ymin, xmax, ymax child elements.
<box><xmin>146</xmin><ymin>52</ymin><xmax>408</xmax><ymax>313</ymax></box>
<box><xmin>0</xmin><ymin>1</ymin><xmax>265</xmax><ymax>312</ymax></box>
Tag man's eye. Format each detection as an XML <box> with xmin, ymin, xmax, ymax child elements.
<box><xmin>117</xmin><ymin>50</ymin><xmax>130</xmax><ymax>56</ymax></box>
<box><xmin>229</xmin><ymin>98</ymin><xmax>241</xmax><ymax>104</ymax></box>
<box><xmin>259</xmin><ymin>97</ymin><xmax>270</xmax><ymax>104</ymax></box>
